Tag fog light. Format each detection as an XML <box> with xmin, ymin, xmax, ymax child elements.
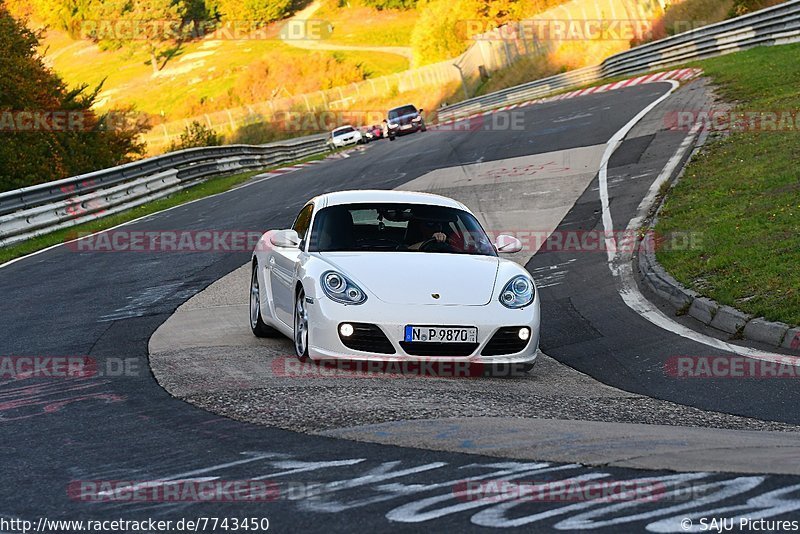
<box><xmin>518</xmin><ymin>327</ymin><xmax>530</xmax><ymax>341</ymax></box>
<box><xmin>340</xmin><ymin>323</ymin><xmax>354</xmax><ymax>337</ymax></box>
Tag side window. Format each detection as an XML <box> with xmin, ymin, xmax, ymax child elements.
<box><xmin>292</xmin><ymin>204</ymin><xmax>314</xmax><ymax>241</ymax></box>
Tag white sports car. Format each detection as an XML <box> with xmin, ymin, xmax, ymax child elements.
<box><xmin>327</xmin><ymin>125</ymin><xmax>363</xmax><ymax>148</ymax></box>
<box><xmin>249</xmin><ymin>190</ymin><xmax>540</xmax><ymax>371</ymax></box>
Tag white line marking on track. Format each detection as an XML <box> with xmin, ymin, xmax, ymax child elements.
<box><xmin>596</xmin><ymin>87</ymin><xmax>800</xmax><ymax>364</ymax></box>
<box><xmin>96</xmin><ymin>452</ymin><xmax>280</xmax><ymax>497</ymax></box>
<box><xmin>597</xmin><ymin>81</ymin><xmax>679</xmax><ymax>263</ymax></box>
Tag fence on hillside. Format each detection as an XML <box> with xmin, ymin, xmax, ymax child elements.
<box><xmin>141</xmin><ymin>0</ymin><xmax>664</xmax><ymax>152</ymax></box>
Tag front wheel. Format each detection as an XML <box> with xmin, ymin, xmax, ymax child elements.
<box><xmin>250</xmin><ymin>264</ymin><xmax>279</xmax><ymax>338</ymax></box>
<box><xmin>294</xmin><ymin>288</ymin><xmax>310</xmax><ymax>361</ymax></box>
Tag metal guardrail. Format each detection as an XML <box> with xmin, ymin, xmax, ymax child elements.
<box><xmin>0</xmin><ymin>134</ymin><xmax>328</xmax><ymax>248</ymax></box>
<box><xmin>438</xmin><ymin>0</ymin><xmax>800</xmax><ymax>119</ymax></box>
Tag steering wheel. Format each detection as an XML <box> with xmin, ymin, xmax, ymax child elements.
<box><xmin>419</xmin><ymin>238</ymin><xmax>456</xmax><ymax>252</ymax></box>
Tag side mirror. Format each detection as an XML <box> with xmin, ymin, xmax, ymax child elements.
<box><xmin>495</xmin><ymin>234</ymin><xmax>523</xmax><ymax>253</ymax></box>
<box><xmin>270</xmin><ymin>229</ymin><xmax>300</xmax><ymax>248</ymax></box>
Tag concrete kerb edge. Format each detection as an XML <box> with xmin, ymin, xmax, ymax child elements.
<box><xmin>635</xmin><ymin>118</ymin><xmax>798</xmax><ymax>352</ymax></box>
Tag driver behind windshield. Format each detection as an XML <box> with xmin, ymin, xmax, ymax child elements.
<box><xmin>308</xmin><ymin>203</ymin><xmax>495</xmax><ymax>256</ymax></box>
<box><xmin>405</xmin><ymin>218</ymin><xmax>449</xmax><ymax>250</ymax></box>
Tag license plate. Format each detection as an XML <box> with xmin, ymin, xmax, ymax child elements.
<box><xmin>404</xmin><ymin>326</ymin><xmax>477</xmax><ymax>343</ymax></box>
<box><xmin>401</xmin><ymin>124</ymin><xmax>413</xmax><ymax>130</ymax></box>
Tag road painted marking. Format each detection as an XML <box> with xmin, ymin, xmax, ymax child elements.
<box><xmin>0</xmin><ymin>376</ymin><xmax>124</xmax><ymax>422</ymax></box>
<box><xmin>595</xmin><ymin>89</ymin><xmax>800</xmax><ymax>364</ymax></box>
<box><xmin>553</xmin><ymin>112</ymin><xmax>593</xmax><ymax>123</ymax></box>
<box><xmin>530</xmin><ymin>259</ymin><xmax>577</xmax><ymax>288</ymax></box>
<box><xmin>72</xmin><ymin>450</ymin><xmax>800</xmax><ymax>529</ymax></box>
<box><xmin>557</xmin><ymin>476</ymin><xmax>765</xmax><ymax>531</ymax></box>
<box><xmin>251</xmin><ymin>459</ymin><xmax>366</xmax><ymax>480</ymax></box>
<box><xmin>597</xmin><ymin>81</ymin><xmax>680</xmax><ymax>264</ymax></box>
<box><xmin>95</xmin><ymin>452</ymin><xmax>280</xmax><ymax>497</ymax></box>
<box><xmin>386</xmin><ymin>465</ymin><xmax>591</xmax><ymax>523</ymax></box>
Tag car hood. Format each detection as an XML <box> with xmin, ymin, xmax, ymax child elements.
<box><xmin>319</xmin><ymin>252</ymin><xmax>499</xmax><ymax>306</ymax></box>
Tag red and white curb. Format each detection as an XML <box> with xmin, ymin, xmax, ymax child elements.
<box><xmin>251</xmin><ymin>144</ymin><xmax>370</xmax><ymax>179</ymax></box>
<box><xmin>435</xmin><ymin>68</ymin><xmax>703</xmax><ymax>128</ymax></box>
<box><xmin>252</xmin><ymin>160</ymin><xmax>321</xmax><ymax>179</ymax></box>
<box><xmin>325</xmin><ymin>144</ymin><xmax>369</xmax><ymax>159</ymax></box>
<box><xmin>535</xmin><ymin>68</ymin><xmax>703</xmax><ymax>104</ymax></box>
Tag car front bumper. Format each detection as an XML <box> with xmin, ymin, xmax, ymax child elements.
<box><xmin>390</xmin><ymin>123</ymin><xmax>422</xmax><ymax>135</ymax></box>
<box><xmin>306</xmin><ymin>293</ymin><xmax>540</xmax><ymax>365</ymax></box>
<box><xmin>332</xmin><ymin>137</ymin><xmax>359</xmax><ymax>147</ymax></box>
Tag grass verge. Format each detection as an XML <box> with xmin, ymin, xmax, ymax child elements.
<box><xmin>0</xmin><ymin>152</ymin><xmax>328</xmax><ymax>265</ymax></box>
<box><xmin>314</xmin><ymin>3</ymin><xmax>418</xmax><ymax>48</ymax></box>
<box><xmin>655</xmin><ymin>42</ymin><xmax>800</xmax><ymax>326</ymax></box>
<box><xmin>42</xmin><ymin>28</ymin><xmax>408</xmax><ymax>120</ymax></box>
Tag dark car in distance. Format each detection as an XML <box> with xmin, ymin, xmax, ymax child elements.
<box><xmin>386</xmin><ymin>104</ymin><xmax>426</xmax><ymax>137</ymax></box>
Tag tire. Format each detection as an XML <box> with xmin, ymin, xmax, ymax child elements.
<box><xmin>293</xmin><ymin>287</ymin><xmax>311</xmax><ymax>361</ymax></box>
<box><xmin>250</xmin><ymin>263</ymin><xmax>279</xmax><ymax>338</ymax></box>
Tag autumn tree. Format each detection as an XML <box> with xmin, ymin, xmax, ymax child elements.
<box><xmin>0</xmin><ymin>5</ymin><xmax>147</xmax><ymax>192</ymax></box>
<box><xmin>97</xmin><ymin>0</ymin><xmax>190</xmax><ymax>75</ymax></box>
<box><xmin>205</xmin><ymin>0</ymin><xmax>297</xmax><ymax>22</ymax></box>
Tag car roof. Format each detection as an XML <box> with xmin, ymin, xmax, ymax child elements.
<box><xmin>388</xmin><ymin>104</ymin><xmax>417</xmax><ymax>112</ymax></box>
<box><xmin>312</xmin><ymin>190</ymin><xmax>468</xmax><ymax>211</ymax></box>
<box><xmin>331</xmin><ymin>125</ymin><xmax>355</xmax><ymax>132</ymax></box>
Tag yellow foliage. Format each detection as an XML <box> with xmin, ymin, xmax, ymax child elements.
<box><xmin>410</xmin><ymin>0</ymin><xmax>568</xmax><ymax>66</ymax></box>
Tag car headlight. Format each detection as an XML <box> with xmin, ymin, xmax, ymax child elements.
<box><xmin>321</xmin><ymin>270</ymin><xmax>367</xmax><ymax>305</ymax></box>
<box><xmin>499</xmin><ymin>275</ymin><xmax>535</xmax><ymax>309</ymax></box>
<box><xmin>388</xmin><ymin>122</ymin><xmax>398</xmax><ymax>128</ymax></box>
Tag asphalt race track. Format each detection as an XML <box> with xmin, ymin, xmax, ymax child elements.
<box><xmin>2</xmin><ymin>81</ymin><xmax>800</xmax><ymax>532</ymax></box>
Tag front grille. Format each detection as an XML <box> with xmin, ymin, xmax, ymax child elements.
<box><xmin>399</xmin><ymin>342</ymin><xmax>478</xmax><ymax>357</ymax></box>
<box><xmin>481</xmin><ymin>327</ymin><xmax>530</xmax><ymax>356</ymax></box>
<box><xmin>339</xmin><ymin>323</ymin><xmax>395</xmax><ymax>354</ymax></box>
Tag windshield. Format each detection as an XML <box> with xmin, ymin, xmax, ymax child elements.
<box><xmin>308</xmin><ymin>203</ymin><xmax>496</xmax><ymax>256</ymax></box>
<box><xmin>388</xmin><ymin>105</ymin><xmax>417</xmax><ymax>119</ymax></box>
<box><xmin>333</xmin><ymin>127</ymin><xmax>355</xmax><ymax>136</ymax></box>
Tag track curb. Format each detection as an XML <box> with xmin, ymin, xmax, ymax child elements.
<box><xmin>635</xmin><ymin>126</ymin><xmax>800</xmax><ymax>352</ymax></box>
